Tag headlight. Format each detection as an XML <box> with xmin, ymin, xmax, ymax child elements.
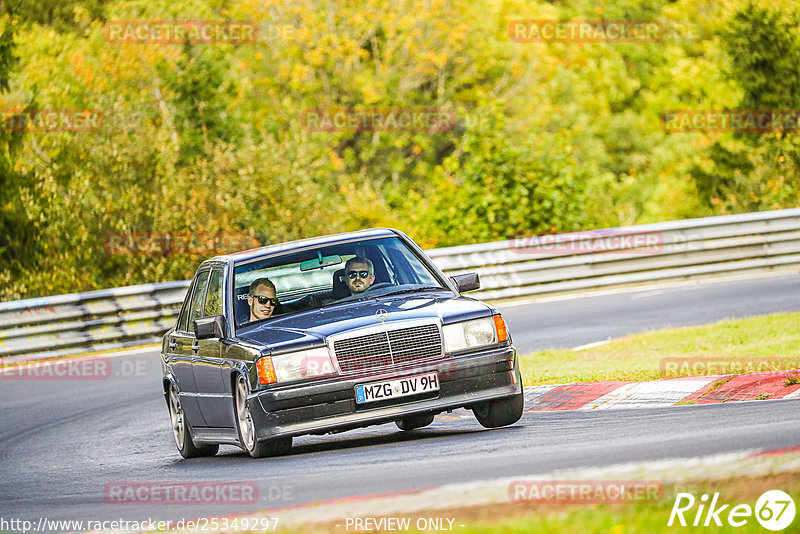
<box><xmin>443</xmin><ymin>316</ymin><xmax>506</xmax><ymax>353</ymax></box>
<box><xmin>271</xmin><ymin>347</ymin><xmax>336</xmax><ymax>382</ymax></box>
<box><xmin>443</xmin><ymin>314</ymin><xmax>509</xmax><ymax>353</ymax></box>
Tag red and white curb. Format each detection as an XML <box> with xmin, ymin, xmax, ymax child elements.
<box><xmin>522</xmin><ymin>370</ymin><xmax>800</xmax><ymax>411</ymax></box>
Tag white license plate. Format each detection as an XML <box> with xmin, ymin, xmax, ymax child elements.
<box><xmin>354</xmin><ymin>372</ymin><xmax>439</xmax><ymax>404</ymax></box>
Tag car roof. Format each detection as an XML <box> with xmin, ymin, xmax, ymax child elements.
<box><xmin>204</xmin><ymin>228</ymin><xmax>401</xmax><ymax>265</ymax></box>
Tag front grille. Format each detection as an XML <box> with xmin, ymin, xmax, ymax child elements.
<box><xmin>333</xmin><ymin>323</ymin><xmax>443</xmax><ymax>373</ymax></box>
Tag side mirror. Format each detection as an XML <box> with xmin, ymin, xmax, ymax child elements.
<box><xmin>194</xmin><ymin>315</ymin><xmax>227</xmax><ymax>340</ymax></box>
<box><xmin>450</xmin><ymin>272</ymin><xmax>480</xmax><ymax>293</ymax></box>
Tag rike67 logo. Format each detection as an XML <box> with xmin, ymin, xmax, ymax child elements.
<box><xmin>669</xmin><ymin>490</ymin><xmax>796</xmax><ymax>531</ymax></box>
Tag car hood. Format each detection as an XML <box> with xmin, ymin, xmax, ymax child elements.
<box><xmin>237</xmin><ymin>291</ymin><xmax>493</xmax><ymax>353</ymax></box>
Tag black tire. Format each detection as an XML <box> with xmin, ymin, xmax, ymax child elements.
<box><xmin>396</xmin><ymin>414</ymin><xmax>435</xmax><ymax>431</ymax></box>
<box><xmin>168</xmin><ymin>385</ymin><xmax>219</xmax><ymax>458</ymax></box>
<box><xmin>473</xmin><ymin>391</ymin><xmax>524</xmax><ymax>429</ymax></box>
<box><xmin>234</xmin><ymin>375</ymin><xmax>292</xmax><ymax>458</ymax></box>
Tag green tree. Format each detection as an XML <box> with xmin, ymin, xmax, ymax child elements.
<box><xmin>2</xmin><ymin>0</ymin><xmax>108</xmax><ymax>32</ymax></box>
<box><xmin>421</xmin><ymin>105</ymin><xmax>590</xmax><ymax>246</ymax></box>
<box><xmin>692</xmin><ymin>5</ymin><xmax>800</xmax><ymax>212</ymax></box>
<box><xmin>3</xmin><ymin>0</ymin><xmax>800</xmax><ymax>299</ymax></box>
<box><xmin>157</xmin><ymin>44</ymin><xmax>238</xmax><ymax>165</ymax></box>
<box><xmin>0</xmin><ymin>13</ymin><xmax>39</xmax><ymax>296</ymax></box>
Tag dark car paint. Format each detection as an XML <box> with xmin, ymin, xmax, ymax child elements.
<box><xmin>250</xmin><ymin>347</ymin><xmax>520</xmax><ymax>442</ymax></box>
<box><xmin>161</xmin><ymin>228</ymin><xmax>522</xmax><ymax>449</ymax></box>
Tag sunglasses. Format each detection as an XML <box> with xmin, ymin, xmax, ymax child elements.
<box><xmin>347</xmin><ymin>270</ymin><xmax>370</xmax><ymax>279</ymax></box>
<box><xmin>251</xmin><ymin>295</ymin><xmax>277</xmax><ymax>306</ymax></box>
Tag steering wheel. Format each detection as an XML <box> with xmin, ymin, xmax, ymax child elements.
<box><xmin>366</xmin><ymin>282</ymin><xmax>393</xmax><ymax>291</ymax></box>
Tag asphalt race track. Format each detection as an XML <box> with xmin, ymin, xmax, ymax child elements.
<box><xmin>502</xmin><ymin>273</ymin><xmax>800</xmax><ymax>351</ymax></box>
<box><xmin>1</xmin><ymin>273</ymin><xmax>799</xmax><ymax>528</ymax></box>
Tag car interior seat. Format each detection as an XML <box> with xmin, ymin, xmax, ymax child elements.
<box><xmin>331</xmin><ymin>269</ymin><xmax>350</xmax><ymax>299</ymax></box>
<box><xmin>234</xmin><ymin>286</ymin><xmax>251</xmax><ymax>325</ymax></box>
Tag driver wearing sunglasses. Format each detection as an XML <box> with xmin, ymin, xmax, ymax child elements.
<box><xmin>247</xmin><ymin>278</ymin><xmax>278</xmax><ymax>322</ymax></box>
<box><xmin>344</xmin><ymin>256</ymin><xmax>375</xmax><ymax>296</ymax></box>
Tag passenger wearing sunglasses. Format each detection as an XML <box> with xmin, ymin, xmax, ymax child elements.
<box><xmin>344</xmin><ymin>256</ymin><xmax>375</xmax><ymax>296</ymax></box>
<box><xmin>247</xmin><ymin>278</ymin><xmax>278</xmax><ymax>322</ymax></box>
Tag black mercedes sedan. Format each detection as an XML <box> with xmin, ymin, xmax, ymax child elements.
<box><xmin>161</xmin><ymin>228</ymin><xmax>524</xmax><ymax>458</ymax></box>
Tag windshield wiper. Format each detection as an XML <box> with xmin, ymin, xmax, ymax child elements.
<box><xmin>348</xmin><ymin>286</ymin><xmax>447</xmax><ymax>303</ymax></box>
<box><xmin>378</xmin><ymin>286</ymin><xmax>447</xmax><ymax>297</ymax></box>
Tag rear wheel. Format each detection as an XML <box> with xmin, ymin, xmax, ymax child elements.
<box><xmin>235</xmin><ymin>375</ymin><xmax>292</xmax><ymax>458</ymax></box>
<box><xmin>473</xmin><ymin>391</ymin><xmax>524</xmax><ymax>428</ymax></box>
<box><xmin>396</xmin><ymin>414</ymin><xmax>435</xmax><ymax>431</ymax></box>
<box><xmin>168</xmin><ymin>385</ymin><xmax>218</xmax><ymax>458</ymax></box>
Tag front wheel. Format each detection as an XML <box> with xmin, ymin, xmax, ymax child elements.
<box><xmin>473</xmin><ymin>392</ymin><xmax>524</xmax><ymax>428</ymax></box>
<box><xmin>235</xmin><ymin>375</ymin><xmax>292</xmax><ymax>458</ymax></box>
<box><xmin>168</xmin><ymin>385</ymin><xmax>218</xmax><ymax>458</ymax></box>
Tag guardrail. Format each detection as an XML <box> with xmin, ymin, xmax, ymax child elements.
<box><xmin>428</xmin><ymin>208</ymin><xmax>800</xmax><ymax>300</ymax></box>
<box><xmin>2</xmin><ymin>209</ymin><xmax>799</xmax><ymax>361</ymax></box>
<box><xmin>0</xmin><ymin>282</ymin><xmax>190</xmax><ymax>361</ymax></box>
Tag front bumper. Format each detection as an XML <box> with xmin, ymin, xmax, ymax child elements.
<box><xmin>249</xmin><ymin>345</ymin><xmax>522</xmax><ymax>441</ymax></box>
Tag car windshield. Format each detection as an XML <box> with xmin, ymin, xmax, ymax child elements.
<box><xmin>232</xmin><ymin>236</ymin><xmax>447</xmax><ymax>328</ymax></box>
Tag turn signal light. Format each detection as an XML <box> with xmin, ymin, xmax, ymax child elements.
<box><xmin>493</xmin><ymin>314</ymin><xmax>508</xmax><ymax>343</ymax></box>
<box><xmin>256</xmin><ymin>356</ymin><xmax>277</xmax><ymax>385</ymax></box>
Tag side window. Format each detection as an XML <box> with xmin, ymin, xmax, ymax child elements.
<box><xmin>187</xmin><ymin>270</ymin><xmax>211</xmax><ymax>334</ymax></box>
<box><xmin>205</xmin><ymin>268</ymin><xmax>225</xmax><ymax>316</ymax></box>
<box><xmin>176</xmin><ymin>283</ymin><xmax>193</xmax><ymax>332</ymax></box>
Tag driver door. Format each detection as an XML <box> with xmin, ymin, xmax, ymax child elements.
<box><xmin>191</xmin><ymin>267</ymin><xmax>229</xmax><ymax>427</ymax></box>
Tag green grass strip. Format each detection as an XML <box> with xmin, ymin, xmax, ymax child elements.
<box><xmin>518</xmin><ymin>312</ymin><xmax>800</xmax><ymax>386</ymax></box>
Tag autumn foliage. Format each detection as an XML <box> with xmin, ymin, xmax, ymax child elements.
<box><xmin>0</xmin><ymin>0</ymin><xmax>798</xmax><ymax>299</ymax></box>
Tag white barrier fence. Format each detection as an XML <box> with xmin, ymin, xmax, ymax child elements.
<box><xmin>429</xmin><ymin>208</ymin><xmax>800</xmax><ymax>300</ymax></box>
<box><xmin>0</xmin><ymin>282</ymin><xmax>190</xmax><ymax>360</ymax></box>
<box><xmin>2</xmin><ymin>209</ymin><xmax>799</xmax><ymax>360</ymax></box>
